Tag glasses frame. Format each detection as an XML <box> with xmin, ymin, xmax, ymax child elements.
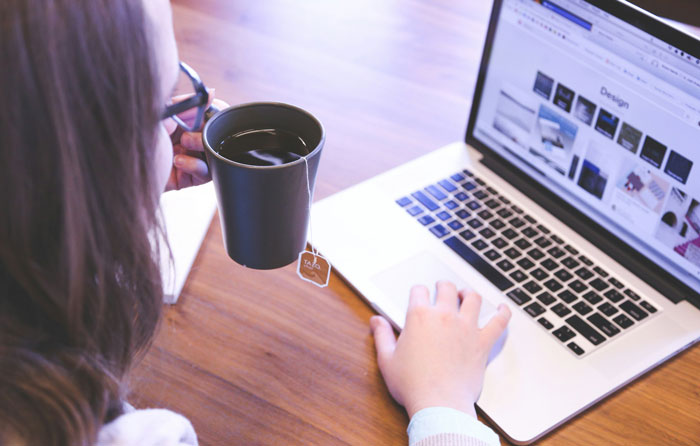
<box><xmin>162</xmin><ymin>61</ymin><xmax>209</xmax><ymax>132</ymax></box>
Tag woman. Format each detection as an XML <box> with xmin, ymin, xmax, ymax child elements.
<box><xmin>0</xmin><ymin>0</ymin><xmax>511</xmax><ymax>445</ymax></box>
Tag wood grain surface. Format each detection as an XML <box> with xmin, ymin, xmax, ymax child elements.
<box><xmin>130</xmin><ymin>1</ymin><xmax>700</xmax><ymax>444</ymax></box>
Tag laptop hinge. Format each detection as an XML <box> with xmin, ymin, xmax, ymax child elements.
<box><xmin>478</xmin><ymin>151</ymin><xmax>700</xmax><ymax>309</ymax></box>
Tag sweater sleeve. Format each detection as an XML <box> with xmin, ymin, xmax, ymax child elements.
<box><xmin>407</xmin><ymin>407</ymin><xmax>500</xmax><ymax>446</ymax></box>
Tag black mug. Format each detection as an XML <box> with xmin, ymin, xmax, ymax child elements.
<box><xmin>202</xmin><ymin>102</ymin><xmax>325</xmax><ymax>269</ymax></box>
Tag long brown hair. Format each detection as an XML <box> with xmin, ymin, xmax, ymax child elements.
<box><xmin>0</xmin><ymin>0</ymin><xmax>164</xmax><ymax>444</ymax></box>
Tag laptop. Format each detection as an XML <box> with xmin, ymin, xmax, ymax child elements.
<box><xmin>311</xmin><ymin>0</ymin><xmax>700</xmax><ymax>443</ymax></box>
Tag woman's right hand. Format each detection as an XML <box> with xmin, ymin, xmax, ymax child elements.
<box><xmin>369</xmin><ymin>281</ymin><xmax>511</xmax><ymax>418</ymax></box>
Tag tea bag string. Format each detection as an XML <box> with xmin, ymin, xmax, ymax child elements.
<box><xmin>302</xmin><ymin>156</ymin><xmax>319</xmax><ymax>262</ymax></box>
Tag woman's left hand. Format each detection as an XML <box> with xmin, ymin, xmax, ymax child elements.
<box><xmin>164</xmin><ymin>95</ymin><xmax>228</xmax><ymax>191</ymax></box>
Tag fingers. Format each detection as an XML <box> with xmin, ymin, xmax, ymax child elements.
<box><xmin>480</xmin><ymin>304</ymin><xmax>512</xmax><ymax>350</ymax></box>
<box><xmin>180</xmin><ymin>132</ymin><xmax>204</xmax><ymax>152</ymax></box>
<box><xmin>434</xmin><ymin>281</ymin><xmax>459</xmax><ymax>310</ymax></box>
<box><xmin>174</xmin><ymin>154</ymin><xmax>210</xmax><ymax>182</ymax></box>
<box><xmin>370</xmin><ymin>316</ymin><xmax>397</xmax><ymax>371</ymax></box>
<box><xmin>408</xmin><ymin>285</ymin><xmax>430</xmax><ymax>310</ymax></box>
<box><xmin>458</xmin><ymin>290</ymin><xmax>482</xmax><ymax>326</ymax></box>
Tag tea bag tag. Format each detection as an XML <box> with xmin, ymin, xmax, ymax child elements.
<box><xmin>297</xmin><ymin>251</ymin><xmax>330</xmax><ymax>288</ymax></box>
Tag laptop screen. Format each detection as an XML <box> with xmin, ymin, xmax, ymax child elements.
<box><xmin>469</xmin><ymin>0</ymin><xmax>700</xmax><ymax>295</ymax></box>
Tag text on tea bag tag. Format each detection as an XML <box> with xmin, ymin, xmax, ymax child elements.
<box><xmin>296</xmin><ymin>155</ymin><xmax>331</xmax><ymax>288</ymax></box>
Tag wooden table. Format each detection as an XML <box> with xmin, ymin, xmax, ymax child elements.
<box><xmin>131</xmin><ymin>1</ymin><xmax>700</xmax><ymax>444</ymax></box>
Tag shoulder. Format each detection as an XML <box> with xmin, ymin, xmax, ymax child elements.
<box><xmin>96</xmin><ymin>408</ymin><xmax>198</xmax><ymax>446</ymax></box>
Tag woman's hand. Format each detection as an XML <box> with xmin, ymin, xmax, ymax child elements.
<box><xmin>370</xmin><ymin>281</ymin><xmax>511</xmax><ymax>419</ymax></box>
<box><xmin>164</xmin><ymin>94</ymin><xmax>229</xmax><ymax>191</ymax></box>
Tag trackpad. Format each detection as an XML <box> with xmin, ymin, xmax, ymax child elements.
<box><xmin>372</xmin><ymin>252</ymin><xmax>500</xmax><ymax>329</ymax></box>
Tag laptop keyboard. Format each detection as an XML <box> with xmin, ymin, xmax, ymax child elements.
<box><xmin>396</xmin><ymin>169</ymin><xmax>660</xmax><ymax>358</ymax></box>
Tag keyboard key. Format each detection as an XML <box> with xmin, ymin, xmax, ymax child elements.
<box><xmin>639</xmin><ymin>301</ymin><xmax>657</xmax><ymax>313</ymax></box>
<box><xmin>451</xmin><ymin>173</ymin><xmax>465</xmax><ymax>182</ymax></box>
<box><xmin>504</xmin><ymin>247</ymin><xmax>521</xmax><ymax>259</ymax></box>
<box><xmin>527</xmin><ymin>248</ymin><xmax>545</xmax><ymax>260</ymax></box>
<box><xmin>463</xmin><ymin>169</ymin><xmax>475</xmax><ymax>177</ymax></box>
<box><xmin>484</xmin><ymin>199</ymin><xmax>501</xmax><ymax>209</ymax></box>
<box><xmin>544</xmin><ymin>279</ymin><xmax>563</xmax><ymax>292</ymax></box>
<box><xmin>523</xmin><ymin>281</ymin><xmax>543</xmax><ymax>294</ymax></box>
<box><xmin>462</xmin><ymin>181</ymin><xmax>477</xmax><ymax>191</ymax></box>
<box><xmin>499</xmin><ymin>196</ymin><xmax>511</xmax><ymax>205</ymax></box>
<box><xmin>484</xmin><ymin>249</ymin><xmax>501</xmax><ymax>261</ymax></box>
<box><xmin>554</xmin><ymin>269</ymin><xmax>573</xmax><ymax>282</ymax></box>
<box><xmin>460</xmin><ymin>229</ymin><xmax>476</xmax><ymax>241</ymax></box>
<box><xmin>531</xmin><ymin>268</ymin><xmax>549</xmax><ymax>281</ymax></box>
<box><xmin>509</xmin><ymin>270</ymin><xmax>528</xmax><ymax>283</ymax></box>
<box><xmin>620</xmin><ymin>301</ymin><xmax>648</xmax><ymax>321</ymax></box>
<box><xmin>538</xmin><ymin>317</ymin><xmax>554</xmax><ymax>330</ymax></box>
<box><xmin>514</xmin><ymin>238</ymin><xmax>532</xmax><ymax>250</ymax></box>
<box><xmin>486</xmin><ymin>186</ymin><xmax>498</xmax><ymax>195</ymax></box>
<box><xmin>534</xmin><ymin>236</ymin><xmax>552</xmax><ymax>248</ymax></box>
<box><xmin>497</xmin><ymin>259</ymin><xmax>515</xmax><ymax>272</ymax></box>
<box><xmin>579</xmin><ymin>255</ymin><xmax>594</xmax><ymax>266</ymax></box>
<box><xmin>568</xmin><ymin>280</ymin><xmax>588</xmax><ymax>294</ymax></box>
<box><xmin>522</xmin><ymin>227</ymin><xmax>539</xmax><ymax>238</ymax></box>
<box><xmin>502</xmin><ymin>228</ymin><xmax>519</xmax><ymax>240</ymax></box>
<box><xmin>537</xmin><ymin>224</ymin><xmax>551</xmax><ymax>234</ymax></box>
<box><xmin>471</xmin><ymin>239</ymin><xmax>489</xmax><ymax>251</ymax></box>
<box><xmin>492</xmin><ymin>237</ymin><xmax>508</xmax><ymax>249</ymax></box>
<box><xmin>479</xmin><ymin>228</ymin><xmax>496</xmax><ymax>239</ymax></box>
<box><xmin>448</xmin><ymin>220</ymin><xmax>464</xmax><ymax>230</ymax></box>
<box><xmin>553</xmin><ymin>325</ymin><xmax>576</xmax><ymax>342</ymax></box>
<box><xmin>575</xmin><ymin>267</ymin><xmax>594</xmax><ymax>280</ymax></box>
<box><xmin>564</xmin><ymin>244</ymin><xmax>579</xmax><ymax>255</ymax></box>
<box><xmin>474</xmin><ymin>190</ymin><xmax>488</xmax><ymax>200</ymax></box>
<box><xmin>525</xmin><ymin>302</ymin><xmax>546</xmax><ymax>317</ymax></box>
<box><xmin>477</xmin><ymin>210</ymin><xmax>494</xmax><ymax>220</ymax></box>
<box><xmin>541</xmin><ymin>258</ymin><xmax>558</xmax><ymax>271</ymax></box>
<box><xmin>455</xmin><ymin>192</ymin><xmax>469</xmax><ymax>201</ymax></box>
<box><xmin>609</xmin><ymin>278</ymin><xmax>624</xmax><ymax>289</ymax></box>
<box><xmin>497</xmin><ymin>208</ymin><xmax>513</xmax><ymax>219</ymax></box>
<box><xmin>550</xmin><ymin>234</ymin><xmax>564</xmax><ymax>244</ymax></box>
<box><xmin>466</xmin><ymin>201</ymin><xmax>481</xmax><ymax>210</ymax></box>
<box><xmin>511</xmin><ymin>205</ymin><xmax>524</xmax><ymax>214</ymax></box>
<box><xmin>582</xmin><ymin>291</ymin><xmax>602</xmax><ymax>305</ymax></box>
<box><xmin>566</xmin><ymin>315</ymin><xmax>605</xmax><ymax>345</ymax></box>
<box><xmin>587</xmin><ymin>313</ymin><xmax>620</xmax><ymax>337</ymax></box>
<box><xmin>425</xmin><ymin>185</ymin><xmax>447</xmax><ymax>201</ymax></box>
<box><xmin>491</xmin><ymin>219</ymin><xmax>506</xmax><ymax>230</ymax></box>
<box><xmin>561</xmin><ymin>256</ymin><xmax>580</xmax><ymax>269</ymax></box>
<box><xmin>510</xmin><ymin>217</ymin><xmax>525</xmax><ymax>228</ymax></box>
<box><xmin>467</xmin><ymin>218</ymin><xmax>483</xmax><ymax>229</ymax></box>
<box><xmin>598</xmin><ymin>302</ymin><xmax>618</xmax><ymax>317</ymax></box>
<box><xmin>613</xmin><ymin>313</ymin><xmax>634</xmax><ymax>329</ymax></box>
<box><xmin>517</xmin><ymin>258</ymin><xmax>536</xmax><ymax>270</ymax></box>
<box><xmin>624</xmin><ymin>289</ymin><xmax>641</xmax><ymax>301</ymax></box>
<box><xmin>552</xmin><ymin>302</ymin><xmax>571</xmax><ymax>317</ymax></box>
<box><xmin>411</xmin><ymin>191</ymin><xmax>439</xmax><ymax>211</ymax></box>
<box><xmin>430</xmin><ymin>224</ymin><xmax>450</xmax><ymax>238</ymax></box>
<box><xmin>417</xmin><ymin>215</ymin><xmax>435</xmax><ymax>226</ymax></box>
<box><xmin>438</xmin><ymin>179</ymin><xmax>458</xmax><ymax>192</ymax></box>
<box><xmin>455</xmin><ymin>209</ymin><xmax>470</xmax><ymax>219</ymax></box>
<box><xmin>547</xmin><ymin>246</ymin><xmax>566</xmax><ymax>258</ymax></box>
<box><xmin>536</xmin><ymin>291</ymin><xmax>556</xmax><ymax>306</ymax></box>
<box><xmin>573</xmin><ymin>300</ymin><xmax>593</xmax><ymax>316</ymax></box>
<box><xmin>506</xmin><ymin>289</ymin><xmax>530</xmax><ymax>306</ymax></box>
<box><xmin>443</xmin><ymin>237</ymin><xmax>515</xmax><ymax>291</ymax></box>
<box><xmin>593</xmin><ymin>266</ymin><xmax>609</xmax><ymax>278</ymax></box>
<box><xmin>396</xmin><ymin>197</ymin><xmax>412</xmax><ymax>207</ymax></box>
<box><xmin>444</xmin><ymin>200</ymin><xmax>459</xmax><ymax>210</ymax></box>
<box><xmin>524</xmin><ymin>214</ymin><xmax>537</xmax><ymax>224</ymax></box>
<box><xmin>567</xmin><ymin>342</ymin><xmax>585</xmax><ymax>356</ymax></box>
<box><xmin>604</xmin><ymin>289</ymin><xmax>624</xmax><ymax>303</ymax></box>
<box><xmin>590</xmin><ymin>278</ymin><xmax>610</xmax><ymax>292</ymax></box>
<box><xmin>558</xmin><ymin>290</ymin><xmax>577</xmax><ymax>304</ymax></box>
<box><xmin>436</xmin><ymin>211</ymin><xmax>451</xmax><ymax>221</ymax></box>
<box><xmin>407</xmin><ymin>205</ymin><xmax>424</xmax><ymax>216</ymax></box>
<box><xmin>474</xmin><ymin>177</ymin><xmax>486</xmax><ymax>186</ymax></box>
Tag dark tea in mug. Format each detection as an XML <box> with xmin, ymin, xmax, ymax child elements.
<box><xmin>216</xmin><ymin>128</ymin><xmax>310</xmax><ymax>166</ymax></box>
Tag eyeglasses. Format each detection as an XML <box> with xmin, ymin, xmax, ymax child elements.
<box><xmin>162</xmin><ymin>61</ymin><xmax>209</xmax><ymax>132</ymax></box>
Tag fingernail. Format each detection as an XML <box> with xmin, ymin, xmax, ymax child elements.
<box><xmin>174</xmin><ymin>155</ymin><xmax>184</xmax><ymax>168</ymax></box>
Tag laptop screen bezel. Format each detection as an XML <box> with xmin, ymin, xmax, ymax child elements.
<box><xmin>465</xmin><ymin>0</ymin><xmax>700</xmax><ymax>305</ymax></box>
